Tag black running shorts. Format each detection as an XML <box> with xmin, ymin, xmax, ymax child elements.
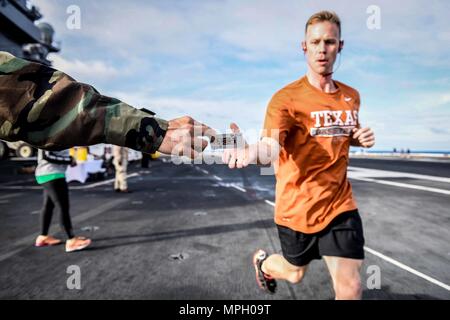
<box><xmin>276</xmin><ymin>210</ymin><xmax>365</xmax><ymax>267</ymax></box>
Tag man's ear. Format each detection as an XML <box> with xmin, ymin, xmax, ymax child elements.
<box><xmin>338</xmin><ymin>40</ymin><xmax>344</xmax><ymax>53</ymax></box>
<box><xmin>301</xmin><ymin>41</ymin><xmax>307</xmax><ymax>53</ymax></box>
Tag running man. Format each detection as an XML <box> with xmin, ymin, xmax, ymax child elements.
<box><xmin>223</xmin><ymin>11</ymin><xmax>375</xmax><ymax>299</ymax></box>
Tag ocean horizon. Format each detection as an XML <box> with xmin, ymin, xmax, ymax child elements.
<box><xmin>351</xmin><ymin>149</ymin><xmax>450</xmax><ymax>154</ymax></box>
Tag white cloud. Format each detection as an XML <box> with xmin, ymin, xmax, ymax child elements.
<box><xmin>48</xmin><ymin>54</ymin><xmax>120</xmax><ymax>82</ymax></box>
<box><xmin>408</xmin><ymin>91</ymin><xmax>450</xmax><ymax>109</ymax></box>
<box><xmin>111</xmin><ymin>90</ymin><xmax>267</xmax><ymax>136</ymax></box>
<box><xmin>438</xmin><ymin>94</ymin><xmax>450</xmax><ymax>105</ymax></box>
<box><xmin>360</xmin><ymin>89</ymin><xmax>450</xmax><ymax>150</ymax></box>
<box><xmin>34</xmin><ymin>0</ymin><xmax>450</xmax><ymax>60</ymax></box>
<box><xmin>33</xmin><ymin>0</ymin><xmax>450</xmax><ymax>69</ymax></box>
<box><xmin>32</xmin><ymin>0</ymin><xmax>450</xmax><ymax>150</ymax></box>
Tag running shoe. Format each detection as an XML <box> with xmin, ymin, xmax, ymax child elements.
<box><xmin>66</xmin><ymin>236</ymin><xmax>91</xmax><ymax>253</ymax></box>
<box><xmin>35</xmin><ymin>235</ymin><xmax>62</xmax><ymax>247</ymax></box>
<box><xmin>253</xmin><ymin>249</ymin><xmax>277</xmax><ymax>294</ymax></box>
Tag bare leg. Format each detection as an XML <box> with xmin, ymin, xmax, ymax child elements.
<box><xmin>262</xmin><ymin>254</ymin><xmax>308</xmax><ymax>284</ymax></box>
<box><xmin>323</xmin><ymin>256</ymin><xmax>363</xmax><ymax>300</ymax></box>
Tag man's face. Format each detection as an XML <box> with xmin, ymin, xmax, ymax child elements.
<box><xmin>304</xmin><ymin>21</ymin><xmax>341</xmax><ymax>76</ymax></box>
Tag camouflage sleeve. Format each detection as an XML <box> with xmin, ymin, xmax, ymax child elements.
<box><xmin>0</xmin><ymin>51</ymin><xmax>168</xmax><ymax>153</ymax></box>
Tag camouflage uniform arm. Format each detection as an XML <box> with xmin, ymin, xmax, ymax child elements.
<box><xmin>0</xmin><ymin>51</ymin><xmax>168</xmax><ymax>153</ymax></box>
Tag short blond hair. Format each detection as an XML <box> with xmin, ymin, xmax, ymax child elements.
<box><xmin>305</xmin><ymin>11</ymin><xmax>341</xmax><ymax>38</ymax></box>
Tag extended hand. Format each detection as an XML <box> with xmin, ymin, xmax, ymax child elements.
<box><xmin>158</xmin><ymin>116</ymin><xmax>215</xmax><ymax>158</ymax></box>
<box><xmin>221</xmin><ymin>123</ymin><xmax>257</xmax><ymax>169</ymax></box>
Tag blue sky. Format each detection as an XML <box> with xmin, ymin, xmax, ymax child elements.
<box><xmin>34</xmin><ymin>0</ymin><xmax>450</xmax><ymax>150</ymax></box>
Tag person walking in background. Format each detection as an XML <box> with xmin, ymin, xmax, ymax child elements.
<box><xmin>102</xmin><ymin>146</ymin><xmax>115</xmax><ymax>176</ymax></box>
<box><xmin>113</xmin><ymin>145</ymin><xmax>130</xmax><ymax>193</ymax></box>
<box><xmin>34</xmin><ymin>149</ymin><xmax>92</xmax><ymax>252</ymax></box>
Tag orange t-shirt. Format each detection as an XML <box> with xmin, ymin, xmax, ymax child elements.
<box><xmin>263</xmin><ymin>76</ymin><xmax>360</xmax><ymax>234</ymax></box>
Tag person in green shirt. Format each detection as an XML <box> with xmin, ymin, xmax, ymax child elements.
<box><xmin>35</xmin><ymin>149</ymin><xmax>91</xmax><ymax>252</ymax></box>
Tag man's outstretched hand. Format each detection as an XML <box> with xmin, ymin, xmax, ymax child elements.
<box><xmin>222</xmin><ymin>123</ymin><xmax>259</xmax><ymax>169</ymax></box>
<box><xmin>158</xmin><ymin>116</ymin><xmax>216</xmax><ymax>158</ymax></box>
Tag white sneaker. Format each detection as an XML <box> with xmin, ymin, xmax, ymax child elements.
<box><xmin>65</xmin><ymin>236</ymin><xmax>91</xmax><ymax>253</ymax></box>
